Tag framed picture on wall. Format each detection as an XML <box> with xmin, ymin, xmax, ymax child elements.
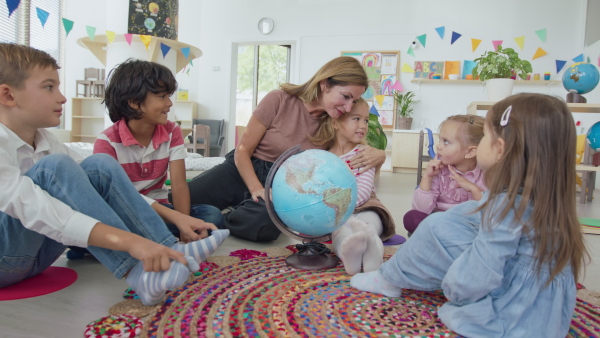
<box><xmin>340</xmin><ymin>50</ymin><xmax>400</xmax><ymax>129</ymax></box>
<box><xmin>128</xmin><ymin>0</ymin><xmax>179</xmax><ymax>40</ymax></box>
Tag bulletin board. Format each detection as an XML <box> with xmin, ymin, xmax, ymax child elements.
<box><xmin>340</xmin><ymin>50</ymin><xmax>401</xmax><ymax>128</ymax></box>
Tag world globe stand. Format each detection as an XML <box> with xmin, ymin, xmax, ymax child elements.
<box><xmin>566</xmin><ymin>90</ymin><xmax>587</xmax><ymax>103</ymax></box>
<box><xmin>264</xmin><ymin>145</ymin><xmax>340</xmax><ymax>271</ymax></box>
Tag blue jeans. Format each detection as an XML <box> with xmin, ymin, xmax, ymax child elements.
<box><xmin>0</xmin><ymin>154</ymin><xmax>178</xmax><ymax>287</ymax></box>
<box><xmin>160</xmin><ymin>203</ymin><xmax>225</xmax><ymax>238</ymax></box>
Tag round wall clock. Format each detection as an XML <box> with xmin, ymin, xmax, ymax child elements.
<box><xmin>258</xmin><ymin>17</ymin><xmax>274</xmax><ymax>35</ymax></box>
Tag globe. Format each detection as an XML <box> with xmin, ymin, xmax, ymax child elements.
<box><xmin>562</xmin><ymin>62</ymin><xmax>600</xmax><ymax>95</ymax></box>
<box><xmin>588</xmin><ymin>121</ymin><xmax>600</xmax><ymax>151</ymax></box>
<box><xmin>270</xmin><ymin>149</ymin><xmax>357</xmax><ymax>237</ymax></box>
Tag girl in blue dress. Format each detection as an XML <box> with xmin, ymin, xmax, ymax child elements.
<box><xmin>350</xmin><ymin>93</ymin><xmax>589</xmax><ymax>337</ymax></box>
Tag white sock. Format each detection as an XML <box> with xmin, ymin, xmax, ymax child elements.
<box><xmin>126</xmin><ymin>256</ymin><xmax>199</xmax><ymax>306</ymax></box>
<box><xmin>170</xmin><ymin>229</ymin><xmax>229</xmax><ymax>263</ymax></box>
<box><xmin>362</xmin><ymin>230</ymin><xmax>384</xmax><ymax>273</ymax></box>
<box><xmin>337</xmin><ymin>231</ymin><xmax>368</xmax><ymax>275</ymax></box>
<box><xmin>350</xmin><ymin>270</ymin><xmax>402</xmax><ymax>297</ymax></box>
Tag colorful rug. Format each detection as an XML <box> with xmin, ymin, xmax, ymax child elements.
<box><xmin>107</xmin><ymin>247</ymin><xmax>600</xmax><ymax>337</ymax></box>
<box><xmin>0</xmin><ymin>266</ymin><xmax>77</xmax><ymax>301</ymax></box>
<box><xmin>581</xmin><ymin>217</ymin><xmax>600</xmax><ymax>235</ymax></box>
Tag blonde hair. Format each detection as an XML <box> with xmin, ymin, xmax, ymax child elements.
<box><xmin>309</xmin><ymin>99</ymin><xmax>369</xmax><ymax>149</ymax></box>
<box><xmin>479</xmin><ymin>93</ymin><xmax>588</xmax><ymax>283</ymax></box>
<box><xmin>0</xmin><ymin>43</ymin><xmax>59</xmax><ymax>89</ymax></box>
<box><xmin>440</xmin><ymin>114</ymin><xmax>485</xmax><ymax>148</ymax></box>
<box><xmin>280</xmin><ymin>56</ymin><xmax>368</xmax><ymax>103</ymax></box>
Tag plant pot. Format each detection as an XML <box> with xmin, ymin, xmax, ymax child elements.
<box><xmin>485</xmin><ymin>78</ymin><xmax>515</xmax><ymax>101</ymax></box>
<box><xmin>395</xmin><ymin>116</ymin><xmax>413</xmax><ymax>130</ymax></box>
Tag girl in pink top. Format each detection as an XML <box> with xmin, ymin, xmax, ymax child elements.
<box><xmin>404</xmin><ymin>115</ymin><xmax>487</xmax><ymax>235</ymax></box>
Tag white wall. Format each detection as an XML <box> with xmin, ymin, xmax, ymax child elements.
<box><xmin>62</xmin><ymin>0</ymin><xmax>599</xmax><ymax>151</ymax></box>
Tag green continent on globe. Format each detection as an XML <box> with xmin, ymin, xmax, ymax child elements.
<box><xmin>322</xmin><ymin>187</ymin><xmax>353</xmax><ymax>226</ymax></box>
<box><xmin>285</xmin><ymin>164</ymin><xmax>317</xmax><ymax>194</ymax></box>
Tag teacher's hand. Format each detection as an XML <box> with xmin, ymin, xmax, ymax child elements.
<box><xmin>347</xmin><ymin>144</ymin><xmax>386</xmax><ymax>174</ymax></box>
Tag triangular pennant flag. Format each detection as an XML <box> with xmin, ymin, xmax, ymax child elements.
<box><xmin>391</xmin><ymin>80</ymin><xmax>403</xmax><ymax>92</ymax></box>
<box><xmin>572</xmin><ymin>54</ymin><xmax>584</xmax><ymax>63</ymax></box>
<box><xmin>6</xmin><ymin>0</ymin><xmax>20</xmax><ymax>17</ymax></box>
<box><xmin>375</xmin><ymin>95</ymin><xmax>385</xmax><ymax>107</ymax></box>
<box><xmin>451</xmin><ymin>31</ymin><xmax>462</xmax><ymax>45</ymax></box>
<box><xmin>535</xmin><ymin>28</ymin><xmax>547</xmax><ymax>43</ymax></box>
<box><xmin>124</xmin><ymin>34</ymin><xmax>133</xmax><ymax>45</ymax></box>
<box><xmin>492</xmin><ymin>40</ymin><xmax>503</xmax><ymax>51</ymax></box>
<box><xmin>189</xmin><ymin>59</ymin><xmax>193</xmax><ymax>66</ymax></box>
<box><xmin>532</xmin><ymin>47</ymin><xmax>547</xmax><ymax>60</ymax></box>
<box><xmin>587</xmin><ymin>56</ymin><xmax>591</xmax><ymax>63</ymax></box>
<box><xmin>598</xmin><ymin>56</ymin><xmax>600</xmax><ymax>67</ymax></box>
<box><xmin>401</xmin><ymin>63</ymin><xmax>414</xmax><ymax>73</ymax></box>
<box><xmin>35</xmin><ymin>7</ymin><xmax>49</xmax><ymax>27</ymax></box>
<box><xmin>139</xmin><ymin>35</ymin><xmax>152</xmax><ymax>49</ymax></box>
<box><xmin>407</xmin><ymin>46</ymin><xmax>415</xmax><ymax>57</ymax></box>
<box><xmin>471</xmin><ymin>38</ymin><xmax>482</xmax><ymax>52</ymax></box>
<box><xmin>105</xmin><ymin>31</ymin><xmax>115</xmax><ymax>44</ymax></box>
<box><xmin>61</xmin><ymin>18</ymin><xmax>73</xmax><ymax>37</ymax></box>
<box><xmin>85</xmin><ymin>25</ymin><xmax>96</xmax><ymax>41</ymax></box>
<box><xmin>514</xmin><ymin>36</ymin><xmax>525</xmax><ymax>50</ymax></box>
<box><xmin>435</xmin><ymin>26</ymin><xmax>445</xmax><ymax>39</ymax></box>
<box><xmin>556</xmin><ymin>60</ymin><xmax>567</xmax><ymax>73</ymax></box>
<box><xmin>181</xmin><ymin>47</ymin><xmax>190</xmax><ymax>59</ymax></box>
<box><xmin>186</xmin><ymin>68</ymin><xmax>190</xmax><ymax>75</ymax></box>
<box><xmin>160</xmin><ymin>43</ymin><xmax>171</xmax><ymax>58</ymax></box>
<box><xmin>369</xmin><ymin>105</ymin><xmax>380</xmax><ymax>117</ymax></box>
<box><xmin>416</xmin><ymin>34</ymin><xmax>427</xmax><ymax>48</ymax></box>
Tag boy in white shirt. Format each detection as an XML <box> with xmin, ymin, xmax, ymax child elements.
<box><xmin>0</xmin><ymin>43</ymin><xmax>229</xmax><ymax>306</ymax></box>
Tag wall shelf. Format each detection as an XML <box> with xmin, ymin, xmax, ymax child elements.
<box><xmin>467</xmin><ymin>101</ymin><xmax>600</xmax><ymax>115</ymax></box>
<box><xmin>411</xmin><ymin>79</ymin><xmax>561</xmax><ymax>85</ymax></box>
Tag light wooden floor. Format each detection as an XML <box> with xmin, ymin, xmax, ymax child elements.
<box><xmin>1</xmin><ymin>172</ymin><xmax>599</xmax><ymax>338</ymax></box>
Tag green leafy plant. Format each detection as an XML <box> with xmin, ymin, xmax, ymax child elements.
<box><xmin>367</xmin><ymin>113</ymin><xmax>387</xmax><ymax>150</ymax></box>
<box><xmin>393</xmin><ymin>91</ymin><xmax>420</xmax><ymax>118</ymax></box>
<box><xmin>472</xmin><ymin>45</ymin><xmax>532</xmax><ymax>81</ymax></box>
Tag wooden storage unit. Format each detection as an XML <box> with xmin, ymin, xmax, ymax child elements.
<box><xmin>170</xmin><ymin>101</ymin><xmax>198</xmax><ymax>138</ymax></box>
<box><xmin>71</xmin><ymin>97</ymin><xmax>106</xmax><ymax>142</ymax></box>
<box><xmin>391</xmin><ymin>129</ymin><xmax>438</xmax><ymax>172</ymax></box>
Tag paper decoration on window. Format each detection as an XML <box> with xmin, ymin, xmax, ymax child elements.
<box><xmin>451</xmin><ymin>32</ymin><xmax>462</xmax><ymax>45</ymax></box>
<box><xmin>402</xmin><ymin>63</ymin><xmax>414</xmax><ymax>73</ymax></box>
<box><xmin>369</xmin><ymin>105</ymin><xmax>379</xmax><ymax>116</ymax></box>
<box><xmin>471</xmin><ymin>39</ymin><xmax>482</xmax><ymax>52</ymax></box>
<box><xmin>391</xmin><ymin>81</ymin><xmax>403</xmax><ymax>92</ymax></box>
<box><xmin>556</xmin><ymin>60</ymin><xmax>567</xmax><ymax>73</ymax></box>
<box><xmin>414</xmin><ymin>61</ymin><xmax>444</xmax><ymax>79</ymax></box>
<box><xmin>407</xmin><ymin>46</ymin><xmax>415</xmax><ymax>57</ymax></box>
<box><xmin>106</xmin><ymin>31</ymin><xmax>116</xmax><ymax>44</ymax></box>
<box><xmin>462</xmin><ymin>60</ymin><xmax>477</xmax><ymax>79</ymax></box>
<box><xmin>181</xmin><ymin>47</ymin><xmax>190</xmax><ymax>59</ymax></box>
<box><xmin>572</xmin><ymin>54</ymin><xmax>584</xmax><ymax>63</ymax></box>
<box><xmin>86</xmin><ymin>25</ymin><xmax>96</xmax><ymax>41</ymax></box>
<box><xmin>532</xmin><ymin>47</ymin><xmax>547</xmax><ymax>60</ymax></box>
<box><xmin>62</xmin><ymin>18</ymin><xmax>74</xmax><ymax>36</ymax></box>
<box><xmin>514</xmin><ymin>36</ymin><xmax>525</xmax><ymax>50</ymax></box>
<box><xmin>535</xmin><ymin>28</ymin><xmax>547</xmax><ymax>43</ymax></box>
<box><xmin>492</xmin><ymin>40</ymin><xmax>503</xmax><ymax>51</ymax></box>
<box><xmin>417</xmin><ymin>34</ymin><xmax>427</xmax><ymax>48</ymax></box>
<box><xmin>6</xmin><ymin>0</ymin><xmax>20</xmax><ymax>17</ymax></box>
<box><xmin>435</xmin><ymin>26</ymin><xmax>445</xmax><ymax>39</ymax></box>
<box><xmin>36</xmin><ymin>7</ymin><xmax>49</xmax><ymax>27</ymax></box>
<box><xmin>124</xmin><ymin>33</ymin><xmax>133</xmax><ymax>45</ymax></box>
<box><xmin>444</xmin><ymin>61</ymin><xmax>460</xmax><ymax>79</ymax></box>
<box><xmin>139</xmin><ymin>35</ymin><xmax>152</xmax><ymax>49</ymax></box>
<box><xmin>160</xmin><ymin>43</ymin><xmax>171</xmax><ymax>58</ymax></box>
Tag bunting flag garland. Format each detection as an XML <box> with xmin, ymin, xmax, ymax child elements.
<box><xmin>407</xmin><ymin>46</ymin><xmax>415</xmax><ymax>57</ymax></box>
<box><xmin>369</xmin><ymin>105</ymin><xmax>380</xmax><ymax>116</ymax></box>
<box><xmin>181</xmin><ymin>47</ymin><xmax>190</xmax><ymax>59</ymax></box>
<box><xmin>160</xmin><ymin>43</ymin><xmax>171</xmax><ymax>58</ymax></box>
<box><xmin>492</xmin><ymin>40</ymin><xmax>503</xmax><ymax>51</ymax></box>
<box><xmin>535</xmin><ymin>28</ymin><xmax>547</xmax><ymax>43</ymax></box>
<box><xmin>598</xmin><ymin>56</ymin><xmax>600</xmax><ymax>67</ymax></box>
<box><xmin>36</xmin><ymin>7</ymin><xmax>49</xmax><ymax>27</ymax></box>
<box><xmin>416</xmin><ymin>34</ymin><xmax>427</xmax><ymax>48</ymax></box>
<box><xmin>6</xmin><ymin>0</ymin><xmax>20</xmax><ymax>17</ymax></box>
<box><xmin>189</xmin><ymin>59</ymin><xmax>193</xmax><ymax>66</ymax></box>
<box><xmin>391</xmin><ymin>80</ymin><xmax>404</xmax><ymax>92</ymax></box>
<box><xmin>532</xmin><ymin>47</ymin><xmax>547</xmax><ymax>60</ymax></box>
<box><xmin>514</xmin><ymin>36</ymin><xmax>525</xmax><ymax>50</ymax></box>
<box><xmin>61</xmin><ymin>18</ymin><xmax>74</xmax><ymax>36</ymax></box>
<box><xmin>85</xmin><ymin>25</ymin><xmax>96</xmax><ymax>41</ymax></box>
<box><xmin>451</xmin><ymin>31</ymin><xmax>462</xmax><ymax>45</ymax></box>
<box><xmin>105</xmin><ymin>30</ymin><xmax>116</xmax><ymax>44</ymax></box>
<box><xmin>435</xmin><ymin>26</ymin><xmax>445</xmax><ymax>39</ymax></box>
<box><xmin>401</xmin><ymin>63</ymin><xmax>414</xmax><ymax>73</ymax></box>
<box><xmin>139</xmin><ymin>35</ymin><xmax>152</xmax><ymax>49</ymax></box>
<box><xmin>572</xmin><ymin>54</ymin><xmax>584</xmax><ymax>63</ymax></box>
<box><xmin>587</xmin><ymin>56</ymin><xmax>591</xmax><ymax>63</ymax></box>
<box><xmin>124</xmin><ymin>33</ymin><xmax>133</xmax><ymax>45</ymax></box>
<box><xmin>375</xmin><ymin>95</ymin><xmax>385</xmax><ymax>107</ymax></box>
<box><xmin>556</xmin><ymin>60</ymin><xmax>567</xmax><ymax>73</ymax></box>
<box><xmin>471</xmin><ymin>38</ymin><xmax>482</xmax><ymax>52</ymax></box>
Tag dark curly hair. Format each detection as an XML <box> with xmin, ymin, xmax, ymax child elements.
<box><xmin>103</xmin><ymin>59</ymin><xmax>177</xmax><ymax>122</ymax></box>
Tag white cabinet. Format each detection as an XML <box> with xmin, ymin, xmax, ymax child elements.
<box><xmin>70</xmin><ymin>98</ymin><xmax>106</xmax><ymax>142</ymax></box>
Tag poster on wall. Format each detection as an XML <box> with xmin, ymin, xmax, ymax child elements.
<box><xmin>128</xmin><ymin>0</ymin><xmax>179</xmax><ymax>40</ymax></box>
<box><xmin>341</xmin><ymin>50</ymin><xmax>400</xmax><ymax>129</ymax></box>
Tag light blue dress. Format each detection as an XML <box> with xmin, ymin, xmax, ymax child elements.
<box><xmin>380</xmin><ymin>192</ymin><xmax>576</xmax><ymax>337</ymax></box>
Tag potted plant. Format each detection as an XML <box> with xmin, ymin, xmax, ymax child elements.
<box><xmin>472</xmin><ymin>45</ymin><xmax>533</xmax><ymax>101</ymax></box>
<box><xmin>366</xmin><ymin>113</ymin><xmax>387</xmax><ymax>150</ymax></box>
<box><xmin>393</xmin><ymin>91</ymin><xmax>420</xmax><ymax>130</ymax></box>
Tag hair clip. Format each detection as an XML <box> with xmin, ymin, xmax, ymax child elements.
<box><xmin>469</xmin><ymin>117</ymin><xmax>474</xmax><ymax>124</ymax></box>
<box><xmin>500</xmin><ymin>105</ymin><xmax>512</xmax><ymax>127</ymax></box>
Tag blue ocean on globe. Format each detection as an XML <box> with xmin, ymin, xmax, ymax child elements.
<box><xmin>562</xmin><ymin>62</ymin><xmax>599</xmax><ymax>95</ymax></box>
<box><xmin>271</xmin><ymin>149</ymin><xmax>357</xmax><ymax>237</ymax></box>
<box><xmin>588</xmin><ymin>121</ymin><xmax>600</xmax><ymax>151</ymax></box>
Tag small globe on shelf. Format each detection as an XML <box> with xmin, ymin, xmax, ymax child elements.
<box><xmin>588</xmin><ymin>121</ymin><xmax>600</xmax><ymax>152</ymax></box>
<box><xmin>562</xmin><ymin>62</ymin><xmax>599</xmax><ymax>103</ymax></box>
<box><xmin>265</xmin><ymin>146</ymin><xmax>357</xmax><ymax>270</ymax></box>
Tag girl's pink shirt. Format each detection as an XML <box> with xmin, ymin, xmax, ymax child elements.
<box><xmin>412</xmin><ymin>164</ymin><xmax>486</xmax><ymax>214</ymax></box>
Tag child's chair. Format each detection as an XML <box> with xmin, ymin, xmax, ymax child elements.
<box><xmin>184</xmin><ymin>124</ymin><xmax>211</xmax><ymax>156</ymax></box>
<box><xmin>416</xmin><ymin>128</ymin><xmax>436</xmax><ymax>186</ymax></box>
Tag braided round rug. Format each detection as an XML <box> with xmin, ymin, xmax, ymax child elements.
<box><xmin>115</xmin><ymin>246</ymin><xmax>600</xmax><ymax>338</ymax></box>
